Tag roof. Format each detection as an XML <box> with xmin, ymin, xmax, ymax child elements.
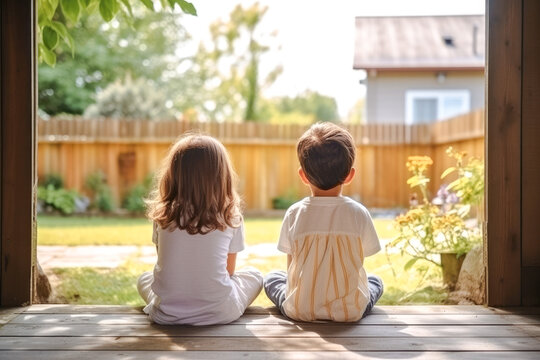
<box><xmin>353</xmin><ymin>15</ymin><xmax>485</xmax><ymax>71</ymax></box>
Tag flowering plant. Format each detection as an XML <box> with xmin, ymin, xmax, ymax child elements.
<box><xmin>441</xmin><ymin>147</ymin><xmax>484</xmax><ymax>213</ymax></box>
<box><xmin>388</xmin><ymin>152</ymin><xmax>482</xmax><ymax>269</ymax></box>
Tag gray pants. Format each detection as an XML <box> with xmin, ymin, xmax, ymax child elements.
<box><xmin>263</xmin><ymin>270</ymin><xmax>384</xmax><ymax>319</ymax></box>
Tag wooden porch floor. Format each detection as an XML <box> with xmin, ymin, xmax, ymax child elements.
<box><xmin>0</xmin><ymin>305</ymin><xmax>539</xmax><ymax>359</ymax></box>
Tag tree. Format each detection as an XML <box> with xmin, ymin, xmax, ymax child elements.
<box><xmin>38</xmin><ymin>0</ymin><xmax>196</xmax><ymax>66</ymax></box>
<box><xmin>38</xmin><ymin>5</ymin><xmax>190</xmax><ymax>115</ymax></box>
<box><xmin>83</xmin><ymin>75</ymin><xmax>174</xmax><ymax>119</ymax></box>
<box><xmin>347</xmin><ymin>98</ymin><xmax>366</xmax><ymax>124</ymax></box>
<box><xmin>181</xmin><ymin>3</ymin><xmax>282</xmax><ymax>122</ymax></box>
<box><xmin>262</xmin><ymin>91</ymin><xmax>339</xmax><ymax>124</ymax></box>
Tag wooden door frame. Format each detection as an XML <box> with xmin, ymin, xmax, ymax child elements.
<box><xmin>1</xmin><ymin>0</ymin><xmax>539</xmax><ymax>306</ymax></box>
<box><xmin>486</xmin><ymin>0</ymin><xmax>540</xmax><ymax>306</ymax></box>
<box><xmin>1</xmin><ymin>0</ymin><xmax>37</xmax><ymax>306</ymax></box>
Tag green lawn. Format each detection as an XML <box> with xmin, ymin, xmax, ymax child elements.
<box><xmin>39</xmin><ymin>215</ymin><xmax>446</xmax><ymax>307</ymax></box>
<box><xmin>37</xmin><ymin>215</ymin><xmax>397</xmax><ymax>246</ymax></box>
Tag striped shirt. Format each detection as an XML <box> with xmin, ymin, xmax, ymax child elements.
<box><xmin>278</xmin><ymin>196</ymin><xmax>381</xmax><ymax>322</ymax></box>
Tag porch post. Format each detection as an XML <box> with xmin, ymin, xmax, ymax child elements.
<box><xmin>0</xmin><ymin>0</ymin><xmax>37</xmax><ymax>306</ymax></box>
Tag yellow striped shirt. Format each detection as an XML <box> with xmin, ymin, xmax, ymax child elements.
<box><xmin>278</xmin><ymin>197</ymin><xmax>380</xmax><ymax>322</ymax></box>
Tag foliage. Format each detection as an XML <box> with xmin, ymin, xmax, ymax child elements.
<box><xmin>261</xmin><ymin>91</ymin><xmax>339</xmax><ymax>124</ymax></box>
<box><xmin>271</xmin><ymin>188</ymin><xmax>299</xmax><ymax>210</ymax></box>
<box><xmin>38</xmin><ymin>4</ymin><xmax>190</xmax><ymax>115</ymax></box>
<box><xmin>84</xmin><ymin>76</ymin><xmax>173</xmax><ymax>119</ymax></box>
<box><xmin>346</xmin><ymin>98</ymin><xmax>366</xmax><ymax>124</ymax></box>
<box><xmin>275</xmin><ymin>91</ymin><xmax>339</xmax><ymax>122</ymax></box>
<box><xmin>37</xmin><ymin>185</ymin><xmax>80</xmax><ymax>215</ymax></box>
<box><xmin>85</xmin><ymin>170</ymin><xmax>115</xmax><ymax>212</ymax></box>
<box><xmin>179</xmin><ymin>3</ymin><xmax>282</xmax><ymax>122</ymax></box>
<box><xmin>122</xmin><ymin>174</ymin><xmax>154</xmax><ymax>213</ymax></box>
<box><xmin>388</xmin><ymin>152</ymin><xmax>482</xmax><ymax>268</ymax></box>
<box><xmin>37</xmin><ymin>0</ymin><xmax>196</xmax><ymax>67</ymax></box>
<box><xmin>42</xmin><ymin>173</ymin><xmax>64</xmax><ymax>189</ymax></box>
<box><xmin>441</xmin><ymin>147</ymin><xmax>485</xmax><ymax>208</ymax></box>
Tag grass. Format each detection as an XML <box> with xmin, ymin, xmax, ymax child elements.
<box><xmin>38</xmin><ymin>215</ymin><xmax>398</xmax><ymax>246</ymax></box>
<box><xmin>39</xmin><ymin>215</ymin><xmax>447</xmax><ymax>307</ymax></box>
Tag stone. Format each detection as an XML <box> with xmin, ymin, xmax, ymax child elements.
<box><xmin>448</xmin><ymin>245</ymin><xmax>485</xmax><ymax>305</ymax></box>
<box><xmin>33</xmin><ymin>259</ymin><xmax>52</xmax><ymax>303</ymax></box>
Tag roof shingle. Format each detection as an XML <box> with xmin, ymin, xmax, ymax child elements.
<box><xmin>353</xmin><ymin>15</ymin><xmax>485</xmax><ymax>70</ymax></box>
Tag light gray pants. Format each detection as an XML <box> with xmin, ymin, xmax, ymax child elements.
<box><xmin>137</xmin><ymin>267</ymin><xmax>263</xmax><ymax>313</ymax></box>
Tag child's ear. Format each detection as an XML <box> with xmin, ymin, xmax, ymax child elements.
<box><xmin>298</xmin><ymin>168</ymin><xmax>311</xmax><ymax>185</ymax></box>
<box><xmin>343</xmin><ymin>168</ymin><xmax>356</xmax><ymax>185</ymax></box>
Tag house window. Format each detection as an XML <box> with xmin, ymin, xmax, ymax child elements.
<box><xmin>405</xmin><ymin>90</ymin><xmax>471</xmax><ymax>124</ymax></box>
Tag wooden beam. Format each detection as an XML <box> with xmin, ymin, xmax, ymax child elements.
<box><xmin>486</xmin><ymin>0</ymin><xmax>523</xmax><ymax>306</ymax></box>
<box><xmin>0</xmin><ymin>0</ymin><xmax>36</xmax><ymax>305</ymax></box>
<box><xmin>521</xmin><ymin>0</ymin><xmax>540</xmax><ymax>306</ymax></box>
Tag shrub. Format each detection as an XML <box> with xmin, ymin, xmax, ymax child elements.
<box><xmin>122</xmin><ymin>174</ymin><xmax>154</xmax><ymax>214</ymax></box>
<box><xmin>85</xmin><ymin>171</ymin><xmax>115</xmax><ymax>212</ymax></box>
<box><xmin>37</xmin><ymin>185</ymin><xmax>79</xmax><ymax>215</ymax></box>
<box><xmin>271</xmin><ymin>188</ymin><xmax>299</xmax><ymax>210</ymax></box>
<box><xmin>42</xmin><ymin>173</ymin><xmax>64</xmax><ymax>189</ymax></box>
<box><xmin>83</xmin><ymin>76</ymin><xmax>173</xmax><ymax>120</ymax></box>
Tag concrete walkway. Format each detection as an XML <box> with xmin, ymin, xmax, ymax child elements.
<box><xmin>38</xmin><ymin>243</ymin><xmax>283</xmax><ymax>269</ymax></box>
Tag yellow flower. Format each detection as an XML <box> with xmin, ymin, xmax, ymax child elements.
<box><xmin>406</xmin><ymin>156</ymin><xmax>433</xmax><ymax>172</ymax></box>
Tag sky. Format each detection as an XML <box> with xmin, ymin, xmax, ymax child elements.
<box><xmin>182</xmin><ymin>0</ymin><xmax>485</xmax><ymax>118</ymax></box>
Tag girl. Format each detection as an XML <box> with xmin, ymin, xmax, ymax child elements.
<box><xmin>137</xmin><ymin>134</ymin><xmax>263</xmax><ymax>325</ymax></box>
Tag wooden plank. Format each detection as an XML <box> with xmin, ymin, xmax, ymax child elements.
<box><xmin>23</xmin><ymin>304</ymin><xmax>501</xmax><ymax>315</ymax></box>
<box><xmin>9</xmin><ymin>313</ymin><xmax>540</xmax><ymax>326</ymax></box>
<box><xmin>0</xmin><ymin>0</ymin><xmax>36</xmax><ymax>306</ymax></box>
<box><xmin>0</xmin><ymin>307</ymin><xmax>27</xmax><ymax>325</ymax></box>
<box><xmin>490</xmin><ymin>307</ymin><xmax>540</xmax><ymax>315</ymax></box>
<box><xmin>0</xmin><ymin>336</ymin><xmax>538</xmax><ymax>352</ymax></box>
<box><xmin>35</xmin><ymin>115</ymin><xmax>485</xmax><ymax>210</ymax></box>
<box><xmin>522</xmin><ymin>0</ymin><xmax>540</xmax><ymax>277</ymax></box>
<box><xmin>2</xmin><ymin>351</ymin><xmax>540</xmax><ymax>360</ymax></box>
<box><xmin>486</xmin><ymin>0</ymin><xmax>523</xmax><ymax>306</ymax></box>
<box><xmin>522</xmin><ymin>267</ymin><xmax>540</xmax><ymax>306</ymax></box>
<box><xmin>1</xmin><ymin>323</ymin><xmax>538</xmax><ymax>338</ymax></box>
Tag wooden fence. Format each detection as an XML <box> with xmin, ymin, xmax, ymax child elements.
<box><xmin>37</xmin><ymin>110</ymin><xmax>484</xmax><ymax>210</ymax></box>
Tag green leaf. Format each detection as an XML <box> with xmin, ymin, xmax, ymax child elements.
<box><xmin>176</xmin><ymin>0</ymin><xmax>197</xmax><ymax>15</ymax></box>
<box><xmin>440</xmin><ymin>166</ymin><xmax>456</xmax><ymax>179</ymax></box>
<box><xmin>40</xmin><ymin>0</ymin><xmax>59</xmax><ymax>19</ymax></box>
<box><xmin>61</xmin><ymin>0</ymin><xmax>81</xmax><ymax>23</ymax></box>
<box><xmin>404</xmin><ymin>257</ymin><xmax>419</xmax><ymax>271</ymax></box>
<box><xmin>446</xmin><ymin>178</ymin><xmax>461</xmax><ymax>191</ymax></box>
<box><xmin>85</xmin><ymin>0</ymin><xmax>100</xmax><ymax>12</ymax></box>
<box><xmin>65</xmin><ymin>33</ymin><xmax>76</xmax><ymax>56</ymax></box>
<box><xmin>138</xmin><ymin>0</ymin><xmax>154</xmax><ymax>11</ymax></box>
<box><xmin>99</xmin><ymin>0</ymin><xmax>120</xmax><ymax>22</ymax></box>
<box><xmin>39</xmin><ymin>43</ymin><xmax>57</xmax><ymax>66</ymax></box>
<box><xmin>43</xmin><ymin>26</ymin><xmax>59</xmax><ymax>50</ymax></box>
<box><xmin>49</xmin><ymin>21</ymin><xmax>68</xmax><ymax>39</ymax></box>
<box><xmin>407</xmin><ymin>176</ymin><xmax>430</xmax><ymax>188</ymax></box>
<box><xmin>119</xmin><ymin>0</ymin><xmax>133</xmax><ymax>16</ymax></box>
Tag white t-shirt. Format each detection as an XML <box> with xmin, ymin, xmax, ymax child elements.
<box><xmin>278</xmin><ymin>196</ymin><xmax>381</xmax><ymax>322</ymax></box>
<box><xmin>144</xmin><ymin>221</ymin><xmax>246</xmax><ymax>325</ymax></box>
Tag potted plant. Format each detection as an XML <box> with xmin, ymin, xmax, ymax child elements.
<box><xmin>388</xmin><ymin>152</ymin><xmax>482</xmax><ymax>290</ymax></box>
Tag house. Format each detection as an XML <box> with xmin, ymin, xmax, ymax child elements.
<box><xmin>353</xmin><ymin>15</ymin><xmax>485</xmax><ymax>124</ymax></box>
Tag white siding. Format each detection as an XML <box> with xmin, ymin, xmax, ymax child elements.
<box><xmin>365</xmin><ymin>71</ymin><xmax>484</xmax><ymax>124</ymax></box>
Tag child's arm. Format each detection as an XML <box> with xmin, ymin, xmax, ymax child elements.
<box><xmin>227</xmin><ymin>253</ymin><xmax>237</xmax><ymax>276</ymax></box>
<box><xmin>287</xmin><ymin>255</ymin><xmax>292</xmax><ymax>269</ymax></box>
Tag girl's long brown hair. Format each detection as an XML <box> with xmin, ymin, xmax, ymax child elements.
<box><xmin>147</xmin><ymin>134</ymin><xmax>241</xmax><ymax>234</ymax></box>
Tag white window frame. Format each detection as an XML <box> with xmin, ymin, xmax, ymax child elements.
<box><xmin>405</xmin><ymin>90</ymin><xmax>471</xmax><ymax>125</ymax></box>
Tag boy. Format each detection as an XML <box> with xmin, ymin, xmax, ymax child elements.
<box><xmin>264</xmin><ymin>122</ymin><xmax>383</xmax><ymax>322</ymax></box>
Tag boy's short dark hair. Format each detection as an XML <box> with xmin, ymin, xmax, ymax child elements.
<box><xmin>297</xmin><ymin>123</ymin><xmax>356</xmax><ymax>190</ymax></box>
